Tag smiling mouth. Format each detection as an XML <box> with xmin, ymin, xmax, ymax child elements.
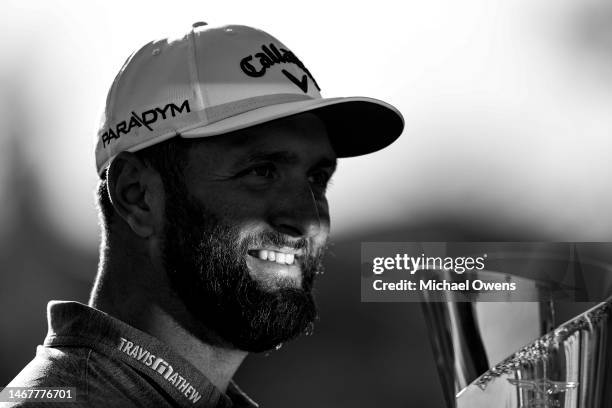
<box><xmin>247</xmin><ymin>249</ymin><xmax>300</xmax><ymax>265</ymax></box>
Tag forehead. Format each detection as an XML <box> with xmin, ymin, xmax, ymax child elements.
<box><xmin>186</xmin><ymin>112</ymin><xmax>336</xmax><ymax>167</ymax></box>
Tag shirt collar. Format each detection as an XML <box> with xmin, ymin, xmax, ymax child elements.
<box><xmin>44</xmin><ymin>301</ymin><xmax>258</xmax><ymax>408</ymax></box>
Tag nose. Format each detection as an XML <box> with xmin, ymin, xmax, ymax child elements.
<box><xmin>269</xmin><ymin>181</ymin><xmax>328</xmax><ymax>239</ymax></box>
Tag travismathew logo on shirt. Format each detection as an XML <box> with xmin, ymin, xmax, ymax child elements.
<box><xmin>117</xmin><ymin>337</ymin><xmax>202</xmax><ymax>404</ymax></box>
<box><xmin>101</xmin><ymin>100</ymin><xmax>191</xmax><ymax>148</ymax></box>
<box><xmin>240</xmin><ymin>43</ymin><xmax>321</xmax><ymax>94</ymax></box>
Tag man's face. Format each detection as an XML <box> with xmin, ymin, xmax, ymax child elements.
<box><xmin>160</xmin><ymin>113</ymin><xmax>337</xmax><ymax>352</ymax></box>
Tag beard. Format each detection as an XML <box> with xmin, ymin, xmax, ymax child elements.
<box><xmin>160</xmin><ymin>179</ymin><xmax>325</xmax><ymax>352</ymax></box>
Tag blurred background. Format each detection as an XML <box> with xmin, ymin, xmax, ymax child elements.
<box><xmin>1</xmin><ymin>0</ymin><xmax>612</xmax><ymax>407</ymax></box>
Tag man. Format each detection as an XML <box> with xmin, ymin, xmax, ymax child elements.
<box><xmin>3</xmin><ymin>22</ymin><xmax>403</xmax><ymax>407</ymax></box>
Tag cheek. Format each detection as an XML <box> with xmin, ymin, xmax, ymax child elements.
<box><xmin>222</xmin><ymin>202</ymin><xmax>270</xmax><ymax>227</ymax></box>
<box><xmin>192</xmin><ymin>185</ymin><xmax>268</xmax><ymax>224</ymax></box>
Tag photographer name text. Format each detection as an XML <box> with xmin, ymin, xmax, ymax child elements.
<box><xmin>372</xmin><ymin>279</ymin><xmax>516</xmax><ymax>292</ymax></box>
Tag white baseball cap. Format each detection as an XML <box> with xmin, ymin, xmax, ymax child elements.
<box><xmin>95</xmin><ymin>22</ymin><xmax>404</xmax><ymax>176</ymax></box>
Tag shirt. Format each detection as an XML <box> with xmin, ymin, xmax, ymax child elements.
<box><xmin>2</xmin><ymin>301</ymin><xmax>258</xmax><ymax>408</ymax></box>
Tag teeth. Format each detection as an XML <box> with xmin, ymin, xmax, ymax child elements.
<box><xmin>256</xmin><ymin>250</ymin><xmax>295</xmax><ymax>265</ymax></box>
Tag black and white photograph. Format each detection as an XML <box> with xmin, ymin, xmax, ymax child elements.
<box><xmin>1</xmin><ymin>1</ymin><xmax>612</xmax><ymax>407</ymax></box>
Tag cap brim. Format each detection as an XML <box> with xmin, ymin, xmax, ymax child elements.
<box><xmin>180</xmin><ymin>96</ymin><xmax>404</xmax><ymax>157</ymax></box>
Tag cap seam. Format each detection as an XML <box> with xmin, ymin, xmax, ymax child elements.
<box><xmin>188</xmin><ymin>28</ymin><xmax>207</xmax><ymax>120</ymax></box>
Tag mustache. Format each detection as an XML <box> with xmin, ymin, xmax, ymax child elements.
<box><xmin>242</xmin><ymin>230</ymin><xmax>310</xmax><ymax>252</ymax></box>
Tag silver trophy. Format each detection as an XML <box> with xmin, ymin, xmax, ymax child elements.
<box><xmin>456</xmin><ymin>299</ymin><xmax>612</xmax><ymax>408</ymax></box>
<box><xmin>421</xmin><ymin>243</ymin><xmax>612</xmax><ymax>408</ymax></box>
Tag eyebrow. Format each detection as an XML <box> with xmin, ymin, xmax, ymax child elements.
<box><xmin>238</xmin><ymin>150</ymin><xmax>337</xmax><ymax>171</ymax></box>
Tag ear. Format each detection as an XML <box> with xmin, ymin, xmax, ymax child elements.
<box><xmin>106</xmin><ymin>152</ymin><xmax>163</xmax><ymax>238</ymax></box>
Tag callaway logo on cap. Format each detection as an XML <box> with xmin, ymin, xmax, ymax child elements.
<box><xmin>95</xmin><ymin>22</ymin><xmax>404</xmax><ymax>176</ymax></box>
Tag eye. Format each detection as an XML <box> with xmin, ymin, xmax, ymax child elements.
<box><xmin>242</xmin><ymin>163</ymin><xmax>277</xmax><ymax>179</ymax></box>
<box><xmin>308</xmin><ymin>170</ymin><xmax>331</xmax><ymax>188</ymax></box>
